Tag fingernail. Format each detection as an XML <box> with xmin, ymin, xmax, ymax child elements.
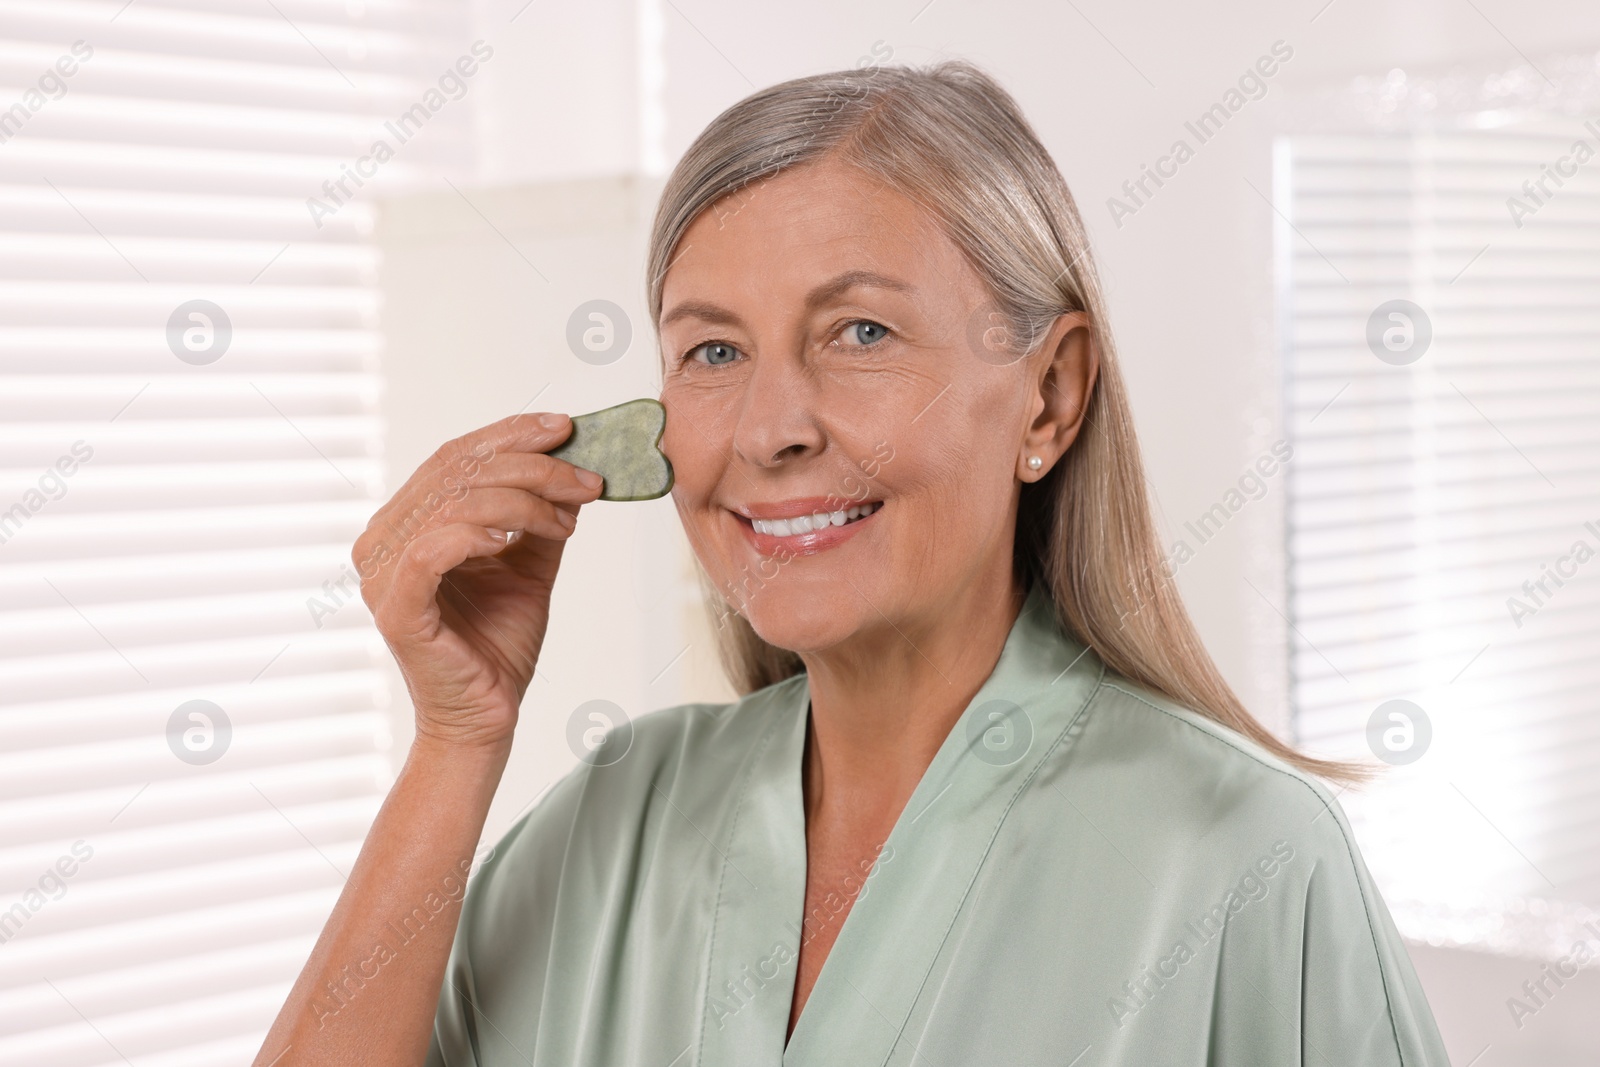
<box><xmin>557</xmin><ymin>509</ymin><xmax>577</xmax><ymax>529</ymax></box>
<box><xmin>576</xmin><ymin>468</ymin><xmax>603</xmax><ymax>490</ymax></box>
<box><xmin>539</xmin><ymin>413</ymin><xmax>566</xmax><ymax>430</ymax></box>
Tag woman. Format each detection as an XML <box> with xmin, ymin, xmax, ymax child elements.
<box><xmin>257</xmin><ymin>61</ymin><xmax>1449</xmax><ymax>1065</ymax></box>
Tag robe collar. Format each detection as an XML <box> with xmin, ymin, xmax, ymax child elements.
<box><xmin>695</xmin><ymin>581</ymin><xmax>1105</xmax><ymax>1067</ymax></box>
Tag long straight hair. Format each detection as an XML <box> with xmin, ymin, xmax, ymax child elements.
<box><xmin>646</xmin><ymin>59</ymin><xmax>1370</xmax><ymax>786</ymax></box>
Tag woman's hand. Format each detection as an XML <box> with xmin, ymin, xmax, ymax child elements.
<box><xmin>255</xmin><ymin>412</ymin><xmax>600</xmax><ymax>1066</ymax></box>
<box><xmin>354</xmin><ymin>412</ymin><xmax>604</xmax><ymax>751</ymax></box>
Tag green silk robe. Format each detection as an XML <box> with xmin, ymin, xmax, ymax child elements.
<box><xmin>426</xmin><ymin>582</ymin><xmax>1450</xmax><ymax>1066</ymax></box>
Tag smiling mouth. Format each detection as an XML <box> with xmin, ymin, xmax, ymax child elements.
<box><xmin>741</xmin><ymin>500</ymin><xmax>882</xmax><ymax>539</ymax></box>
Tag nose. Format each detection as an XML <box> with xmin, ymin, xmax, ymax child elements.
<box><xmin>730</xmin><ymin>352</ymin><xmax>824</xmax><ymax>469</ymax></box>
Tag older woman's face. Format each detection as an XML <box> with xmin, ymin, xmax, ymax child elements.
<box><xmin>657</xmin><ymin>157</ymin><xmax>1069</xmax><ymax>654</ymax></box>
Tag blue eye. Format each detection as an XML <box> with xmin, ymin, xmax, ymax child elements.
<box><xmin>687</xmin><ymin>342</ymin><xmax>740</xmax><ymax>366</ymax></box>
<box><xmin>845</xmin><ymin>320</ymin><xmax>889</xmax><ymax>346</ymax></box>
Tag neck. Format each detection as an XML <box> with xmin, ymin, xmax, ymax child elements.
<box><xmin>797</xmin><ymin>574</ymin><xmax>1028</xmax><ymax>829</ymax></box>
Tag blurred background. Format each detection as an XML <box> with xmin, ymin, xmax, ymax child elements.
<box><xmin>1</xmin><ymin>0</ymin><xmax>1598</xmax><ymax>1063</ymax></box>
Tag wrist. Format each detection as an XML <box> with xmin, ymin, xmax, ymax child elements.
<box><xmin>403</xmin><ymin>731</ymin><xmax>512</xmax><ymax>797</ymax></box>
<box><xmin>410</xmin><ymin>700</ymin><xmax>519</xmax><ymax>757</ymax></box>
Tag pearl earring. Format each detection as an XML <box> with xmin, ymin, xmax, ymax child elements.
<box><xmin>1026</xmin><ymin>455</ymin><xmax>1043</xmax><ymax>470</ymax></box>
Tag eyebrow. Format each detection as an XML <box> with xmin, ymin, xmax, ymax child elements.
<box><xmin>804</xmin><ymin>269</ymin><xmax>914</xmax><ymax>310</ymax></box>
<box><xmin>659</xmin><ymin>269</ymin><xmax>915</xmax><ymax>329</ymax></box>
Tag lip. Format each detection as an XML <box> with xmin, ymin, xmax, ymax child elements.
<box><xmin>731</xmin><ymin>498</ymin><xmax>883</xmax><ymax>557</ymax></box>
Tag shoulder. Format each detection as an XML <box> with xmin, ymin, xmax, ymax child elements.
<box><xmin>472</xmin><ymin>673</ymin><xmax>805</xmax><ymax>891</ymax></box>
<box><xmin>1069</xmin><ymin>679</ymin><xmax>1447</xmax><ymax>1063</ymax></box>
<box><xmin>429</xmin><ymin>683</ymin><xmax>807</xmax><ymax>1063</ymax></box>
<box><xmin>1077</xmin><ymin>670</ymin><xmax>1348</xmax><ymax>818</ymax></box>
<box><xmin>1070</xmin><ymin>671</ymin><xmax>1360</xmax><ymax>865</ymax></box>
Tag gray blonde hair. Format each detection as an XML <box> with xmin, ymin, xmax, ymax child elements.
<box><xmin>646</xmin><ymin>59</ymin><xmax>1368</xmax><ymax>786</ymax></box>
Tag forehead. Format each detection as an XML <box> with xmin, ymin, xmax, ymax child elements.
<box><xmin>659</xmin><ymin>158</ymin><xmax>957</xmax><ymax>312</ymax></box>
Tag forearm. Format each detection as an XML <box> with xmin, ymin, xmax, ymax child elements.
<box><xmin>253</xmin><ymin>736</ymin><xmax>509</xmax><ymax>1067</ymax></box>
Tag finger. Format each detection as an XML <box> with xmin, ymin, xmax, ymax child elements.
<box><xmin>426</xmin><ymin>486</ymin><xmax>581</xmax><ymax>542</ymax></box>
<box><xmin>497</xmin><ymin>500</ymin><xmax>584</xmax><ymax>576</ymax></box>
<box><xmin>360</xmin><ymin>492</ymin><xmax>581</xmax><ymax>607</ymax></box>
<box><xmin>446</xmin><ymin>451</ymin><xmax>605</xmax><ymax>502</ymax></box>
<box><xmin>442</xmin><ymin>411</ymin><xmax>581</xmax><ymax>467</ymax></box>
<box><xmin>370</xmin><ymin>449</ymin><xmax>600</xmax><ymax>538</ymax></box>
<box><xmin>362</xmin><ymin>452</ymin><xmax>599</xmax><ymax>569</ymax></box>
<box><xmin>371</xmin><ymin>523</ymin><xmax>509</xmax><ymax>645</ymax></box>
<box><xmin>385</xmin><ymin>412</ymin><xmax>581</xmax><ymax>511</ymax></box>
<box><xmin>370</xmin><ymin>484</ymin><xmax>581</xmax><ymax>569</ymax></box>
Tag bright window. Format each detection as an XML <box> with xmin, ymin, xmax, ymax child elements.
<box><xmin>0</xmin><ymin>2</ymin><xmax>469</xmax><ymax>1062</ymax></box>
<box><xmin>1280</xmin><ymin>121</ymin><xmax>1600</xmax><ymax>958</ymax></box>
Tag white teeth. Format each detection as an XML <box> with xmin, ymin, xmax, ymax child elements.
<box><xmin>752</xmin><ymin>501</ymin><xmax>880</xmax><ymax>538</ymax></box>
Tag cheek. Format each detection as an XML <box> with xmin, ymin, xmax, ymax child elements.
<box><xmin>919</xmin><ymin>444</ymin><xmax>1000</xmax><ymax>518</ymax></box>
<box><xmin>870</xmin><ymin>435</ymin><xmax>973</xmax><ymax>537</ymax></box>
<box><xmin>659</xmin><ymin>400</ymin><xmax>719</xmax><ymax>498</ymax></box>
<box><xmin>879</xmin><ymin>414</ymin><xmax>1018</xmax><ymax>551</ymax></box>
<box><xmin>660</xmin><ymin>402</ymin><xmax>739</xmax><ymax>564</ymax></box>
<box><xmin>879</xmin><ymin>385</ymin><xmax>1017</xmax><ymax>498</ymax></box>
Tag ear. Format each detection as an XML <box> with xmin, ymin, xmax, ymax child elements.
<box><xmin>1017</xmin><ymin>311</ymin><xmax>1099</xmax><ymax>482</ymax></box>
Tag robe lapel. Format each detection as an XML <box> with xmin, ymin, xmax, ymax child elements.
<box><xmin>694</xmin><ymin>675</ymin><xmax>811</xmax><ymax>1067</ymax></box>
<box><xmin>781</xmin><ymin>582</ymin><xmax>1103</xmax><ymax>1067</ymax></box>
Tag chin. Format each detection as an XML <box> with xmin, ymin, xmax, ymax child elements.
<box><xmin>736</xmin><ymin>585</ymin><xmax>863</xmax><ymax>653</ymax></box>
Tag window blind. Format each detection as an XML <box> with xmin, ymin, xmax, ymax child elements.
<box><xmin>0</xmin><ymin>2</ymin><xmax>469</xmax><ymax>1063</ymax></box>
<box><xmin>1279</xmin><ymin>125</ymin><xmax>1600</xmax><ymax>959</ymax></box>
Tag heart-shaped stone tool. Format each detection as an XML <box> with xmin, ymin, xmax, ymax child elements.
<box><xmin>546</xmin><ymin>397</ymin><xmax>673</xmax><ymax>501</ymax></box>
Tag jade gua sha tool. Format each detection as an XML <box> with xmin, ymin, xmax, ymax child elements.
<box><xmin>545</xmin><ymin>397</ymin><xmax>674</xmax><ymax>501</ymax></box>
